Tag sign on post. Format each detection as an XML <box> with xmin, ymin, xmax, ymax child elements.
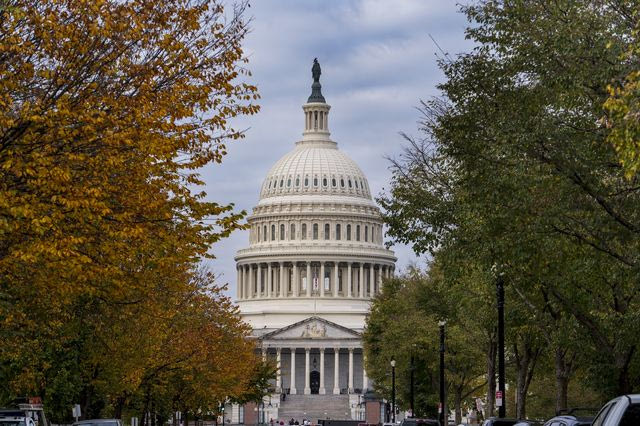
<box><xmin>495</xmin><ymin>391</ymin><xmax>503</xmax><ymax>407</ymax></box>
<box><xmin>72</xmin><ymin>405</ymin><xmax>81</xmax><ymax>421</ymax></box>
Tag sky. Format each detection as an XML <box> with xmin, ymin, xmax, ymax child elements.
<box><xmin>203</xmin><ymin>0</ymin><xmax>474</xmax><ymax>297</ymax></box>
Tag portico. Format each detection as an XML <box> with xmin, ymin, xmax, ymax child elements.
<box><xmin>260</xmin><ymin>317</ymin><xmax>368</xmax><ymax>396</ymax></box>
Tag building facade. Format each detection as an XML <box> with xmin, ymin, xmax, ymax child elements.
<box><xmin>233</xmin><ymin>60</ymin><xmax>396</xmax><ymax>423</ymax></box>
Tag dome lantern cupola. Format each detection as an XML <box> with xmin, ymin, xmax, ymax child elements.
<box><xmin>303</xmin><ymin>58</ymin><xmax>331</xmax><ymax>141</ymax></box>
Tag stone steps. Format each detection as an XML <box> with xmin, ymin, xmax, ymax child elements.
<box><xmin>277</xmin><ymin>394</ymin><xmax>351</xmax><ymax>422</ymax></box>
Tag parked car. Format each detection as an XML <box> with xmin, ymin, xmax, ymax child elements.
<box><xmin>399</xmin><ymin>418</ymin><xmax>440</xmax><ymax>426</ymax></box>
<box><xmin>590</xmin><ymin>394</ymin><xmax>640</xmax><ymax>426</ymax></box>
<box><xmin>482</xmin><ymin>419</ymin><xmax>521</xmax><ymax>426</ymax></box>
<box><xmin>73</xmin><ymin>420</ymin><xmax>122</xmax><ymax>426</ymax></box>
<box><xmin>542</xmin><ymin>414</ymin><xmax>592</xmax><ymax>426</ymax></box>
<box><xmin>514</xmin><ymin>421</ymin><xmax>543</xmax><ymax>426</ymax></box>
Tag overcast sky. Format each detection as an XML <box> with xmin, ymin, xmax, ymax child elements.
<box><xmin>203</xmin><ymin>0</ymin><xmax>474</xmax><ymax>297</ymax></box>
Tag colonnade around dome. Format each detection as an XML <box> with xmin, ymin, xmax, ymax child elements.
<box><xmin>236</xmin><ymin>260</ymin><xmax>394</xmax><ymax>300</ymax></box>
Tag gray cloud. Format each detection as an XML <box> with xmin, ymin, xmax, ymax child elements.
<box><xmin>202</xmin><ymin>0</ymin><xmax>473</xmax><ymax>295</ymax></box>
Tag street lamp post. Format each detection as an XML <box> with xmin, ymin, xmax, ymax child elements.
<box><xmin>410</xmin><ymin>355</ymin><xmax>415</xmax><ymax>418</ymax></box>
<box><xmin>497</xmin><ymin>274</ymin><xmax>506</xmax><ymax>418</ymax></box>
<box><xmin>439</xmin><ymin>321</ymin><xmax>446</xmax><ymax>426</ymax></box>
<box><xmin>391</xmin><ymin>358</ymin><xmax>396</xmax><ymax>424</ymax></box>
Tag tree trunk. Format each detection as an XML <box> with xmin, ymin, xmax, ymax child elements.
<box><xmin>555</xmin><ymin>348</ymin><xmax>574</xmax><ymax>414</ymax></box>
<box><xmin>454</xmin><ymin>388</ymin><xmax>463</xmax><ymax>425</ymax></box>
<box><xmin>514</xmin><ymin>339</ymin><xmax>540</xmax><ymax>420</ymax></box>
<box><xmin>114</xmin><ymin>396</ymin><xmax>126</xmax><ymax>419</ymax></box>
<box><xmin>485</xmin><ymin>333</ymin><xmax>497</xmax><ymax>419</ymax></box>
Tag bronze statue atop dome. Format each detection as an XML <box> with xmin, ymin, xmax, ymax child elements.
<box><xmin>308</xmin><ymin>58</ymin><xmax>326</xmax><ymax>103</ymax></box>
<box><xmin>312</xmin><ymin>58</ymin><xmax>321</xmax><ymax>83</ymax></box>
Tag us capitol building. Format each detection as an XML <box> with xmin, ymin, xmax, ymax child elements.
<box><xmin>230</xmin><ymin>60</ymin><xmax>396</xmax><ymax>423</ymax></box>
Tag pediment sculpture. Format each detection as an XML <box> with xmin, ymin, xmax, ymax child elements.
<box><xmin>301</xmin><ymin>322</ymin><xmax>327</xmax><ymax>338</ymax></box>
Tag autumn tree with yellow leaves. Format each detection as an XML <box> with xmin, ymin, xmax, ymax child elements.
<box><xmin>0</xmin><ymin>0</ymin><xmax>267</xmax><ymax>421</ymax></box>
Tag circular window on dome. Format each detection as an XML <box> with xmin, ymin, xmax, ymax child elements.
<box><xmin>332</xmin><ymin>178</ymin><xmax>336</xmax><ymax>187</ymax></box>
<box><xmin>340</xmin><ymin>178</ymin><xmax>345</xmax><ymax>187</ymax></box>
<box><xmin>348</xmin><ymin>179</ymin><xmax>352</xmax><ymax>188</ymax></box>
<box><xmin>296</xmin><ymin>177</ymin><xmax>300</xmax><ymax>186</ymax></box>
<box><xmin>322</xmin><ymin>178</ymin><xmax>327</xmax><ymax>187</ymax></box>
<box><xmin>287</xmin><ymin>178</ymin><xmax>291</xmax><ymax>187</ymax></box>
<box><xmin>314</xmin><ymin>177</ymin><xmax>318</xmax><ymax>186</ymax></box>
<box><xmin>304</xmin><ymin>177</ymin><xmax>309</xmax><ymax>187</ymax></box>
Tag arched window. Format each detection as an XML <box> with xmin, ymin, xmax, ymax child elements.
<box><xmin>305</xmin><ymin>177</ymin><xmax>309</xmax><ymax>186</ymax></box>
<box><xmin>280</xmin><ymin>224</ymin><xmax>285</xmax><ymax>240</ymax></box>
<box><xmin>348</xmin><ymin>179</ymin><xmax>352</xmax><ymax>188</ymax></box>
<box><xmin>346</xmin><ymin>224</ymin><xmax>351</xmax><ymax>240</ymax></box>
<box><xmin>356</xmin><ymin>225</ymin><xmax>361</xmax><ymax>241</ymax></box>
<box><xmin>355</xmin><ymin>180</ymin><xmax>359</xmax><ymax>189</ymax></box>
<box><xmin>263</xmin><ymin>225</ymin><xmax>267</xmax><ymax>241</ymax></box>
<box><xmin>296</xmin><ymin>177</ymin><xmax>300</xmax><ymax>186</ymax></box>
<box><xmin>257</xmin><ymin>226</ymin><xmax>260</xmax><ymax>241</ymax></box>
<box><xmin>287</xmin><ymin>178</ymin><xmax>291</xmax><ymax>187</ymax></box>
<box><xmin>290</xmin><ymin>224</ymin><xmax>295</xmax><ymax>240</ymax></box>
<box><xmin>336</xmin><ymin>224</ymin><xmax>341</xmax><ymax>240</ymax></box>
<box><xmin>268</xmin><ymin>181</ymin><xmax>272</xmax><ymax>189</ymax></box>
<box><xmin>324</xmin><ymin>223</ymin><xmax>330</xmax><ymax>240</ymax></box>
<box><xmin>280</xmin><ymin>179</ymin><xmax>284</xmax><ymax>187</ymax></box>
<box><xmin>365</xmin><ymin>225</ymin><xmax>368</xmax><ymax>242</ymax></box>
<box><xmin>340</xmin><ymin>178</ymin><xmax>345</xmax><ymax>187</ymax></box>
<box><xmin>302</xmin><ymin>224</ymin><xmax>307</xmax><ymax>240</ymax></box>
<box><xmin>332</xmin><ymin>178</ymin><xmax>336</xmax><ymax>187</ymax></box>
<box><xmin>271</xmin><ymin>224</ymin><xmax>275</xmax><ymax>241</ymax></box>
<box><xmin>313</xmin><ymin>223</ymin><xmax>318</xmax><ymax>240</ymax></box>
<box><xmin>314</xmin><ymin>177</ymin><xmax>318</xmax><ymax>186</ymax></box>
<box><xmin>322</xmin><ymin>178</ymin><xmax>327</xmax><ymax>187</ymax></box>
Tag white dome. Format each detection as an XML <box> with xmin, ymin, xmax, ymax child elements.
<box><xmin>259</xmin><ymin>140</ymin><xmax>371</xmax><ymax>201</ymax></box>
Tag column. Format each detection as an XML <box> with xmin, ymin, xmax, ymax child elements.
<box><xmin>276</xmin><ymin>348</ymin><xmax>282</xmax><ymax>392</ymax></box>
<box><xmin>348</xmin><ymin>348</ymin><xmax>354</xmax><ymax>392</ymax></box>
<box><xmin>237</xmin><ymin>266</ymin><xmax>242</xmax><ymax>299</ymax></box>
<box><xmin>267</xmin><ymin>263</ymin><xmax>272</xmax><ymax>298</ymax></box>
<box><xmin>257</xmin><ymin>264</ymin><xmax>262</xmax><ymax>298</ymax></box>
<box><xmin>369</xmin><ymin>265</ymin><xmax>375</xmax><ymax>297</ymax></box>
<box><xmin>304</xmin><ymin>347</ymin><xmax>311</xmax><ymax>394</ymax></box>
<box><xmin>293</xmin><ymin>263</ymin><xmax>299</xmax><ymax>297</ymax></box>
<box><xmin>319</xmin><ymin>348</ymin><xmax>325</xmax><ymax>394</ymax></box>
<box><xmin>333</xmin><ymin>263</ymin><xmax>339</xmax><ymax>297</ymax></box>
<box><xmin>362</xmin><ymin>352</ymin><xmax>368</xmax><ymax>391</ymax></box>
<box><xmin>306</xmin><ymin>262</ymin><xmax>311</xmax><ymax>297</ymax></box>
<box><xmin>347</xmin><ymin>263</ymin><xmax>352</xmax><ymax>297</ymax></box>
<box><xmin>359</xmin><ymin>264</ymin><xmax>364</xmax><ymax>298</ymax></box>
<box><xmin>378</xmin><ymin>266</ymin><xmax>383</xmax><ymax>295</ymax></box>
<box><xmin>290</xmin><ymin>348</ymin><xmax>297</xmax><ymax>394</ymax></box>
<box><xmin>249</xmin><ymin>265</ymin><xmax>254</xmax><ymax>298</ymax></box>
<box><xmin>333</xmin><ymin>348</ymin><xmax>340</xmax><ymax>394</ymax></box>
<box><xmin>279</xmin><ymin>262</ymin><xmax>285</xmax><ymax>297</ymax></box>
<box><xmin>320</xmin><ymin>262</ymin><xmax>325</xmax><ymax>297</ymax></box>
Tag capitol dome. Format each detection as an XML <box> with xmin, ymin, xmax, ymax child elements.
<box><xmin>259</xmin><ymin>140</ymin><xmax>372</xmax><ymax>202</ymax></box>
<box><xmin>235</xmin><ymin>60</ymin><xmax>396</xmax><ymax>333</ymax></box>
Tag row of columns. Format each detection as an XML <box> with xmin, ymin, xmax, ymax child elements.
<box><xmin>263</xmin><ymin>347</ymin><xmax>367</xmax><ymax>395</ymax></box>
<box><xmin>237</xmin><ymin>261</ymin><xmax>394</xmax><ymax>300</ymax></box>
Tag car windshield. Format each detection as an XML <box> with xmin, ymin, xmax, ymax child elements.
<box><xmin>0</xmin><ymin>421</ymin><xmax>26</xmax><ymax>426</ymax></box>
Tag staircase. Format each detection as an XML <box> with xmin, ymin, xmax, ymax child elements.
<box><xmin>277</xmin><ymin>394</ymin><xmax>351</xmax><ymax>422</ymax></box>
